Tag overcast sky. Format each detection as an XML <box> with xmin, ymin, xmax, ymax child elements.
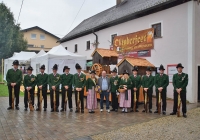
<box><xmin>1</xmin><ymin>0</ymin><xmax>116</xmax><ymax>38</ymax></box>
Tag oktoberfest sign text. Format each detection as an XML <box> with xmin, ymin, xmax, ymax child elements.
<box><xmin>113</xmin><ymin>28</ymin><xmax>154</xmax><ymax>53</ymax></box>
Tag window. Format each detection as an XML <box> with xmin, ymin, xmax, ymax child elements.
<box><xmin>74</xmin><ymin>44</ymin><xmax>78</xmax><ymax>52</ymax></box>
<box><xmin>65</xmin><ymin>47</ymin><xmax>67</xmax><ymax>50</ymax></box>
<box><xmin>152</xmin><ymin>23</ymin><xmax>162</xmax><ymax>38</ymax></box>
<box><xmin>111</xmin><ymin>34</ymin><xmax>117</xmax><ymax>45</ymax></box>
<box><xmin>40</xmin><ymin>34</ymin><xmax>45</xmax><ymax>40</ymax></box>
<box><xmin>41</xmin><ymin>45</ymin><xmax>44</xmax><ymax>48</ymax></box>
<box><xmin>28</xmin><ymin>44</ymin><xmax>34</xmax><ymax>48</ymax></box>
<box><xmin>31</xmin><ymin>34</ymin><xmax>36</xmax><ymax>39</ymax></box>
<box><xmin>86</xmin><ymin>41</ymin><xmax>90</xmax><ymax>50</ymax></box>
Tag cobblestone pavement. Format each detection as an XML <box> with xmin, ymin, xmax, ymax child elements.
<box><xmin>91</xmin><ymin>107</ymin><xmax>200</xmax><ymax>140</ymax></box>
<box><xmin>0</xmin><ymin>95</ymin><xmax>199</xmax><ymax>140</ymax></box>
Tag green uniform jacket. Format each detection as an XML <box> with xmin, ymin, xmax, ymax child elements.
<box><xmin>72</xmin><ymin>73</ymin><xmax>86</xmax><ymax>89</ymax></box>
<box><xmin>110</xmin><ymin>76</ymin><xmax>120</xmax><ymax>93</ymax></box>
<box><xmin>154</xmin><ymin>74</ymin><xmax>169</xmax><ymax>92</ymax></box>
<box><xmin>85</xmin><ymin>78</ymin><xmax>96</xmax><ymax>91</ymax></box>
<box><xmin>61</xmin><ymin>73</ymin><xmax>73</xmax><ymax>90</ymax></box>
<box><xmin>141</xmin><ymin>75</ymin><xmax>154</xmax><ymax>90</ymax></box>
<box><xmin>129</xmin><ymin>75</ymin><xmax>141</xmax><ymax>90</ymax></box>
<box><xmin>48</xmin><ymin>73</ymin><xmax>61</xmax><ymax>91</ymax></box>
<box><xmin>119</xmin><ymin>78</ymin><xmax>132</xmax><ymax>89</ymax></box>
<box><xmin>172</xmin><ymin>73</ymin><xmax>188</xmax><ymax>91</ymax></box>
<box><xmin>6</xmin><ymin>69</ymin><xmax>22</xmax><ymax>86</ymax></box>
<box><xmin>36</xmin><ymin>73</ymin><xmax>48</xmax><ymax>90</ymax></box>
<box><xmin>24</xmin><ymin>74</ymin><xmax>37</xmax><ymax>89</ymax></box>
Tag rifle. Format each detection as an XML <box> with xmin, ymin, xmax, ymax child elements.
<box><xmin>28</xmin><ymin>91</ymin><xmax>34</xmax><ymax>111</ymax></box>
<box><xmin>53</xmin><ymin>90</ymin><xmax>56</xmax><ymax>111</ymax></box>
<box><xmin>144</xmin><ymin>91</ymin><xmax>148</xmax><ymax>113</ymax></box>
<box><xmin>77</xmin><ymin>91</ymin><xmax>80</xmax><ymax>111</ymax></box>
<box><xmin>134</xmin><ymin>91</ymin><xmax>137</xmax><ymax>112</ymax></box>
<box><xmin>64</xmin><ymin>90</ymin><xmax>68</xmax><ymax>111</ymax></box>
<box><xmin>39</xmin><ymin>90</ymin><xmax>43</xmax><ymax>111</ymax></box>
<box><xmin>177</xmin><ymin>94</ymin><xmax>181</xmax><ymax>117</ymax></box>
<box><xmin>158</xmin><ymin>92</ymin><xmax>161</xmax><ymax>115</ymax></box>
<box><xmin>12</xmin><ymin>87</ymin><xmax>15</xmax><ymax>109</ymax></box>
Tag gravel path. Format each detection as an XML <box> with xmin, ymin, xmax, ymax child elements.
<box><xmin>91</xmin><ymin>108</ymin><xmax>200</xmax><ymax>140</ymax></box>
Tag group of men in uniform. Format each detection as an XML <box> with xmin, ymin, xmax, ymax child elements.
<box><xmin>6</xmin><ymin>60</ymin><xmax>86</xmax><ymax>113</ymax></box>
<box><xmin>109</xmin><ymin>63</ymin><xmax>188</xmax><ymax>117</ymax></box>
<box><xmin>6</xmin><ymin>59</ymin><xmax>188</xmax><ymax>117</ymax></box>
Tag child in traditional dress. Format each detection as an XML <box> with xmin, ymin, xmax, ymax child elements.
<box><xmin>119</xmin><ymin>70</ymin><xmax>132</xmax><ymax>113</ymax></box>
<box><xmin>86</xmin><ymin>70</ymin><xmax>98</xmax><ymax>113</ymax></box>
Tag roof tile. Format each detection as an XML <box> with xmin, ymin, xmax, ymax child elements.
<box><xmin>60</xmin><ymin>0</ymin><xmax>174</xmax><ymax>42</ymax></box>
<box><xmin>91</xmin><ymin>48</ymin><xmax>119</xmax><ymax>57</ymax></box>
<box><xmin>117</xmin><ymin>57</ymin><xmax>154</xmax><ymax>67</ymax></box>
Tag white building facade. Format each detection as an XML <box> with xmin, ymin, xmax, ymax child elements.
<box><xmin>60</xmin><ymin>0</ymin><xmax>200</xmax><ymax>103</ymax></box>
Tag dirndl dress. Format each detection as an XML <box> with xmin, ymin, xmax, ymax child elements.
<box><xmin>87</xmin><ymin>86</ymin><xmax>97</xmax><ymax>110</ymax></box>
<box><xmin>119</xmin><ymin>89</ymin><xmax>131</xmax><ymax>108</ymax></box>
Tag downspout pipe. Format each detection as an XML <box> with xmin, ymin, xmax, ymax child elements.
<box><xmin>92</xmin><ymin>29</ymin><xmax>98</xmax><ymax>48</ymax></box>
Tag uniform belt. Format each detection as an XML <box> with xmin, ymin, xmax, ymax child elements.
<box><xmin>102</xmin><ymin>90</ymin><xmax>108</xmax><ymax>92</ymax></box>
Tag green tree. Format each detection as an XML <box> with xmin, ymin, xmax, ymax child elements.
<box><xmin>0</xmin><ymin>2</ymin><xmax>27</xmax><ymax>60</ymax></box>
<box><xmin>7</xmin><ymin>24</ymin><xmax>27</xmax><ymax>57</ymax></box>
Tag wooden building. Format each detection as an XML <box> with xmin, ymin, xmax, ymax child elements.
<box><xmin>117</xmin><ymin>57</ymin><xmax>155</xmax><ymax>75</ymax></box>
<box><xmin>91</xmin><ymin>48</ymin><xmax>118</xmax><ymax>65</ymax></box>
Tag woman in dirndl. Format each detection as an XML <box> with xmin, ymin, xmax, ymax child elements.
<box><xmin>119</xmin><ymin>70</ymin><xmax>132</xmax><ymax>113</ymax></box>
<box><xmin>86</xmin><ymin>70</ymin><xmax>98</xmax><ymax>113</ymax></box>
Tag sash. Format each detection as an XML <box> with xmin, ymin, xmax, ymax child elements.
<box><xmin>125</xmin><ymin>90</ymin><xmax>128</xmax><ymax>100</ymax></box>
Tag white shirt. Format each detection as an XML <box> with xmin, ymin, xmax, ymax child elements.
<box><xmin>78</xmin><ymin>72</ymin><xmax>81</xmax><ymax>76</ymax></box>
<box><xmin>65</xmin><ymin>72</ymin><xmax>69</xmax><ymax>75</ymax></box>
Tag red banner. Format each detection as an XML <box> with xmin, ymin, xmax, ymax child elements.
<box><xmin>118</xmin><ymin>50</ymin><xmax>151</xmax><ymax>59</ymax></box>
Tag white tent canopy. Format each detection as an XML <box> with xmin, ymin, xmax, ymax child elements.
<box><xmin>7</xmin><ymin>51</ymin><xmax>36</xmax><ymax>61</ymax></box>
<box><xmin>4</xmin><ymin>51</ymin><xmax>36</xmax><ymax>80</ymax></box>
<box><xmin>32</xmin><ymin>49</ymin><xmax>46</xmax><ymax>58</ymax></box>
<box><xmin>31</xmin><ymin>45</ymin><xmax>87</xmax><ymax>75</ymax></box>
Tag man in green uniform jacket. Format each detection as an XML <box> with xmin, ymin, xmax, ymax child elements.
<box><xmin>170</xmin><ymin>63</ymin><xmax>188</xmax><ymax>118</ymax></box>
<box><xmin>6</xmin><ymin>60</ymin><xmax>22</xmax><ymax>110</ymax></box>
<box><xmin>23</xmin><ymin>66</ymin><xmax>36</xmax><ymax>111</ymax></box>
<box><xmin>60</xmin><ymin>66</ymin><xmax>73</xmax><ymax>112</ymax></box>
<box><xmin>110</xmin><ymin>68</ymin><xmax>120</xmax><ymax>112</ymax></box>
<box><xmin>154</xmin><ymin>65</ymin><xmax>169</xmax><ymax>115</ymax></box>
<box><xmin>73</xmin><ymin>63</ymin><xmax>86</xmax><ymax>113</ymax></box>
<box><xmin>141</xmin><ymin>66</ymin><xmax>154</xmax><ymax>113</ymax></box>
<box><xmin>36</xmin><ymin>65</ymin><xmax>48</xmax><ymax>111</ymax></box>
<box><xmin>129</xmin><ymin>66</ymin><xmax>141</xmax><ymax>112</ymax></box>
<box><xmin>48</xmin><ymin>64</ymin><xmax>61</xmax><ymax>112</ymax></box>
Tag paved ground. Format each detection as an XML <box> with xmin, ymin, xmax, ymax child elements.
<box><xmin>0</xmin><ymin>95</ymin><xmax>199</xmax><ymax>140</ymax></box>
<box><xmin>91</xmin><ymin>107</ymin><xmax>200</xmax><ymax>140</ymax></box>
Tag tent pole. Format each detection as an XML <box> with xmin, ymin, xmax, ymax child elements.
<box><xmin>2</xmin><ymin>59</ymin><xmax>4</xmax><ymax>83</ymax></box>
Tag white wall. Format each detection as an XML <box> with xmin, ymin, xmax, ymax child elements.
<box><xmin>61</xmin><ymin>34</ymin><xmax>96</xmax><ymax>60</ymax></box>
<box><xmin>187</xmin><ymin>1</ymin><xmax>196</xmax><ymax>103</ymax></box>
<box><xmin>195</xmin><ymin>2</ymin><xmax>200</xmax><ymax>102</ymax></box>
<box><xmin>61</xmin><ymin>3</ymin><xmax>199</xmax><ymax>102</ymax></box>
<box><xmin>195</xmin><ymin>3</ymin><xmax>200</xmax><ymax>63</ymax></box>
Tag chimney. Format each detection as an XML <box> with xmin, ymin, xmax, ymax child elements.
<box><xmin>116</xmin><ymin>0</ymin><xmax>123</xmax><ymax>5</ymax></box>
